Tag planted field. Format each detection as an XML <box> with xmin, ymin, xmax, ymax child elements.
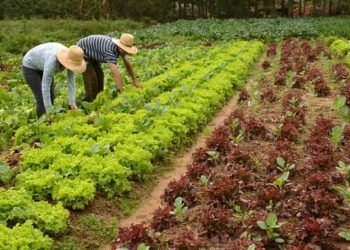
<box><xmin>2</xmin><ymin>18</ymin><xmax>350</xmax><ymax>249</ymax></box>
<box><xmin>113</xmin><ymin>39</ymin><xmax>350</xmax><ymax>249</ymax></box>
<box><xmin>0</xmin><ymin>38</ymin><xmax>264</xmax><ymax>248</ymax></box>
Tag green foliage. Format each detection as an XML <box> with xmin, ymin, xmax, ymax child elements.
<box><xmin>200</xmin><ymin>175</ymin><xmax>210</xmax><ymax>188</ymax></box>
<box><xmin>0</xmin><ymin>188</ymin><xmax>69</xmax><ymax>235</ymax></box>
<box><xmin>52</xmin><ymin>179</ymin><xmax>96</xmax><ymax>210</ymax></box>
<box><xmin>135</xmin><ymin>17</ymin><xmax>350</xmax><ymax>44</ymax></box>
<box><xmin>170</xmin><ymin>197</ymin><xmax>188</xmax><ymax>221</ymax></box>
<box><xmin>276</xmin><ymin>157</ymin><xmax>295</xmax><ymax>173</ymax></box>
<box><xmin>0</xmin><ymin>162</ymin><xmax>16</xmax><ymax>184</ymax></box>
<box><xmin>339</xmin><ymin>230</ymin><xmax>350</xmax><ymax>241</ymax></box>
<box><xmin>232</xmin><ymin>204</ymin><xmax>254</xmax><ymax>222</ymax></box>
<box><xmin>273</xmin><ymin>172</ymin><xmax>290</xmax><ymax>190</ymax></box>
<box><xmin>16</xmin><ymin>169</ymin><xmax>62</xmax><ymax>200</ymax></box>
<box><xmin>332</xmin><ymin>96</ymin><xmax>350</xmax><ymax>121</ymax></box>
<box><xmin>248</xmin><ymin>244</ymin><xmax>256</xmax><ymax>250</ymax></box>
<box><xmin>257</xmin><ymin>214</ymin><xmax>286</xmax><ymax>243</ymax></box>
<box><xmin>137</xmin><ymin>243</ymin><xmax>150</xmax><ymax>250</ymax></box>
<box><xmin>207</xmin><ymin>150</ymin><xmax>220</xmax><ymax>160</ymax></box>
<box><xmin>331</xmin><ymin>125</ymin><xmax>345</xmax><ymax>148</ymax></box>
<box><xmin>0</xmin><ymin>19</ymin><xmax>144</xmax><ymax>55</ymax></box>
<box><xmin>330</xmin><ymin>39</ymin><xmax>350</xmax><ymax>58</ymax></box>
<box><xmin>80</xmin><ymin>214</ymin><xmax>117</xmax><ymax>242</ymax></box>
<box><xmin>334</xmin><ymin>186</ymin><xmax>350</xmax><ymax>203</ymax></box>
<box><xmin>0</xmin><ymin>220</ymin><xmax>53</xmax><ymax>250</ymax></box>
<box><xmin>79</xmin><ymin>156</ymin><xmax>131</xmax><ymax>198</ymax></box>
<box><xmin>0</xmin><ymin>38</ymin><xmax>264</xmax><ymax>246</ymax></box>
<box><xmin>337</xmin><ymin>161</ymin><xmax>350</xmax><ymax>179</ymax></box>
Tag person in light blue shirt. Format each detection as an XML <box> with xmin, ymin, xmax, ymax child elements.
<box><xmin>22</xmin><ymin>43</ymin><xmax>86</xmax><ymax>117</ymax></box>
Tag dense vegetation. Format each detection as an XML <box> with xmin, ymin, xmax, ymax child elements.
<box><xmin>1</xmin><ymin>0</ymin><xmax>350</xmax><ymax>20</ymax></box>
<box><xmin>113</xmin><ymin>37</ymin><xmax>350</xmax><ymax>249</ymax></box>
<box><xmin>2</xmin><ymin>16</ymin><xmax>350</xmax><ymax>249</ymax></box>
<box><xmin>3</xmin><ymin>17</ymin><xmax>350</xmax><ymax>57</ymax></box>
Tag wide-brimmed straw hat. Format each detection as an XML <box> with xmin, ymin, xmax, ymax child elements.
<box><xmin>57</xmin><ymin>45</ymin><xmax>86</xmax><ymax>73</ymax></box>
<box><xmin>112</xmin><ymin>33</ymin><xmax>138</xmax><ymax>55</ymax></box>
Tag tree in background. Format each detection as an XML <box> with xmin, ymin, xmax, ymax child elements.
<box><xmin>0</xmin><ymin>0</ymin><xmax>349</xmax><ymax>21</ymax></box>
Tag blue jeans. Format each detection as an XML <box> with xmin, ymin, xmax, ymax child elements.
<box><xmin>22</xmin><ymin>66</ymin><xmax>54</xmax><ymax>117</ymax></box>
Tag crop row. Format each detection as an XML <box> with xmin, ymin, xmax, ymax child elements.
<box><xmin>112</xmin><ymin>39</ymin><xmax>350</xmax><ymax>249</ymax></box>
<box><xmin>0</xmin><ymin>41</ymin><xmax>212</xmax><ymax>150</ymax></box>
<box><xmin>0</xmin><ymin>41</ymin><xmax>265</xmax><ymax>247</ymax></box>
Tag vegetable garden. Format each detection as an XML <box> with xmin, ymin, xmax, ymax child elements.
<box><xmin>2</xmin><ymin>18</ymin><xmax>350</xmax><ymax>249</ymax></box>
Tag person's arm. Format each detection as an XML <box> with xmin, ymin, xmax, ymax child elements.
<box><xmin>67</xmin><ymin>70</ymin><xmax>78</xmax><ymax>110</ymax></box>
<box><xmin>121</xmin><ymin>55</ymin><xmax>142</xmax><ymax>88</ymax></box>
<box><xmin>42</xmin><ymin>59</ymin><xmax>56</xmax><ymax>113</ymax></box>
<box><xmin>108</xmin><ymin>63</ymin><xmax>124</xmax><ymax>92</ymax></box>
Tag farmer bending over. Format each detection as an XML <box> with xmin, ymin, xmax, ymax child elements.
<box><xmin>77</xmin><ymin>34</ymin><xmax>141</xmax><ymax>102</ymax></box>
<box><xmin>22</xmin><ymin>43</ymin><xmax>86</xmax><ymax>117</ymax></box>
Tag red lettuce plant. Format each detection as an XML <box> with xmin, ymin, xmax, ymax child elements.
<box><xmin>244</xmin><ymin>118</ymin><xmax>268</xmax><ymax>140</ymax></box>
<box><xmin>262</xmin><ymin>60</ymin><xmax>271</xmax><ymax>70</ymax></box>
<box><xmin>333</xmin><ymin>63</ymin><xmax>349</xmax><ymax>82</ymax></box>
<box><xmin>238</xmin><ymin>88</ymin><xmax>250</xmax><ymax>102</ymax></box>
<box><xmin>150</xmin><ymin>205</ymin><xmax>178</xmax><ymax>231</ymax></box>
<box><xmin>314</xmin><ymin>79</ymin><xmax>330</xmax><ymax>97</ymax></box>
<box><xmin>260</xmin><ymin>86</ymin><xmax>277</xmax><ymax>103</ymax></box>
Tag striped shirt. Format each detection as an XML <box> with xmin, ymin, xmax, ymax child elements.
<box><xmin>77</xmin><ymin>35</ymin><xmax>119</xmax><ymax>64</ymax></box>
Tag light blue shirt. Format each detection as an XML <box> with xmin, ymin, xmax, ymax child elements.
<box><xmin>23</xmin><ymin>43</ymin><xmax>76</xmax><ymax>111</ymax></box>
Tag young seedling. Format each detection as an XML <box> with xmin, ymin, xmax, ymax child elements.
<box><xmin>248</xmin><ymin>244</ymin><xmax>256</xmax><ymax>250</ymax></box>
<box><xmin>170</xmin><ymin>197</ymin><xmax>188</xmax><ymax>221</ymax></box>
<box><xmin>331</xmin><ymin>124</ymin><xmax>345</xmax><ymax>148</ymax></box>
<box><xmin>332</xmin><ymin>96</ymin><xmax>350</xmax><ymax>121</ymax></box>
<box><xmin>234</xmin><ymin>130</ymin><xmax>244</xmax><ymax>143</ymax></box>
<box><xmin>339</xmin><ymin>230</ymin><xmax>350</xmax><ymax>241</ymax></box>
<box><xmin>337</xmin><ymin>161</ymin><xmax>350</xmax><ymax>186</ymax></box>
<box><xmin>206</xmin><ymin>150</ymin><xmax>220</xmax><ymax>161</ymax></box>
<box><xmin>274</xmin><ymin>124</ymin><xmax>283</xmax><ymax>137</ymax></box>
<box><xmin>286</xmin><ymin>110</ymin><xmax>296</xmax><ymax>117</ymax></box>
<box><xmin>137</xmin><ymin>243</ymin><xmax>150</xmax><ymax>250</ymax></box>
<box><xmin>231</xmin><ymin>118</ymin><xmax>240</xmax><ymax>131</ymax></box>
<box><xmin>232</xmin><ymin>204</ymin><xmax>254</xmax><ymax>222</ymax></box>
<box><xmin>257</xmin><ymin>213</ymin><xmax>286</xmax><ymax>243</ymax></box>
<box><xmin>266</xmin><ymin>200</ymin><xmax>281</xmax><ymax>212</ymax></box>
<box><xmin>334</xmin><ymin>186</ymin><xmax>350</xmax><ymax>204</ymax></box>
<box><xmin>200</xmin><ymin>175</ymin><xmax>210</xmax><ymax>188</ymax></box>
<box><xmin>273</xmin><ymin>172</ymin><xmax>289</xmax><ymax>190</ymax></box>
<box><xmin>276</xmin><ymin>157</ymin><xmax>295</xmax><ymax>173</ymax></box>
<box><xmin>288</xmin><ymin>96</ymin><xmax>299</xmax><ymax>107</ymax></box>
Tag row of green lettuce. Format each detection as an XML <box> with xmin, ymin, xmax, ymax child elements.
<box><xmin>16</xmin><ymin>41</ymin><xmax>259</xmax><ymax>200</ymax></box>
<box><xmin>0</xmin><ymin>40</ymin><xmax>265</xmax><ymax>248</ymax></box>
<box><xmin>0</xmin><ymin>40</ymin><xmax>208</xmax><ymax>150</ymax></box>
<box><xmin>324</xmin><ymin>36</ymin><xmax>350</xmax><ymax>67</ymax></box>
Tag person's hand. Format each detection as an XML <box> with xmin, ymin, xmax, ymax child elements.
<box><xmin>70</xmin><ymin>103</ymin><xmax>79</xmax><ymax>111</ymax></box>
<box><xmin>134</xmin><ymin>81</ymin><xmax>143</xmax><ymax>88</ymax></box>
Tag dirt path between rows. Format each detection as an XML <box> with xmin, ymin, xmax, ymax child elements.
<box><xmin>118</xmin><ymin>93</ymin><xmax>240</xmax><ymax>228</ymax></box>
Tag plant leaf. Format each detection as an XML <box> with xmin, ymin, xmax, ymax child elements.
<box><xmin>266</xmin><ymin>213</ymin><xmax>278</xmax><ymax>226</ymax></box>
<box><xmin>275</xmin><ymin>237</ymin><xmax>285</xmax><ymax>243</ymax></box>
<box><xmin>276</xmin><ymin>157</ymin><xmax>285</xmax><ymax>167</ymax></box>
<box><xmin>339</xmin><ymin>230</ymin><xmax>350</xmax><ymax>241</ymax></box>
<box><xmin>257</xmin><ymin>221</ymin><xmax>267</xmax><ymax>230</ymax></box>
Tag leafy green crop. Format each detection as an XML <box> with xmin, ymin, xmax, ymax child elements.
<box><xmin>52</xmin><ymin>179</ymin><xmax>96</xmax><ymax>210</ymax></box>
<box><xmin>0</xmin><ymin>220</ymin><xmax>53</xmax><ymax>249</ymax></box>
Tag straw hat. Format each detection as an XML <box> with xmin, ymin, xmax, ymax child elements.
<box><xmin>112</xmin><ymin>33</ymin><xmax>138</xmax><ymax>55</ymax></box>
<box><xmin>57</xmin><ymin>45</ymin><xmax>86</xmax><ymax>73</ymax></box>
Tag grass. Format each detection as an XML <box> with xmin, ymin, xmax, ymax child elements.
<box><xmin>0</xmin><ymin>19</ymin><xmax>145</xmax><ymax>55</ymax></box>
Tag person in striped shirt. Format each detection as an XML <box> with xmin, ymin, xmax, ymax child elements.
<box><xmin>77</xmin><ymin>33</ymin><xmax>141</xmax><ymax>102</ymax></box>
